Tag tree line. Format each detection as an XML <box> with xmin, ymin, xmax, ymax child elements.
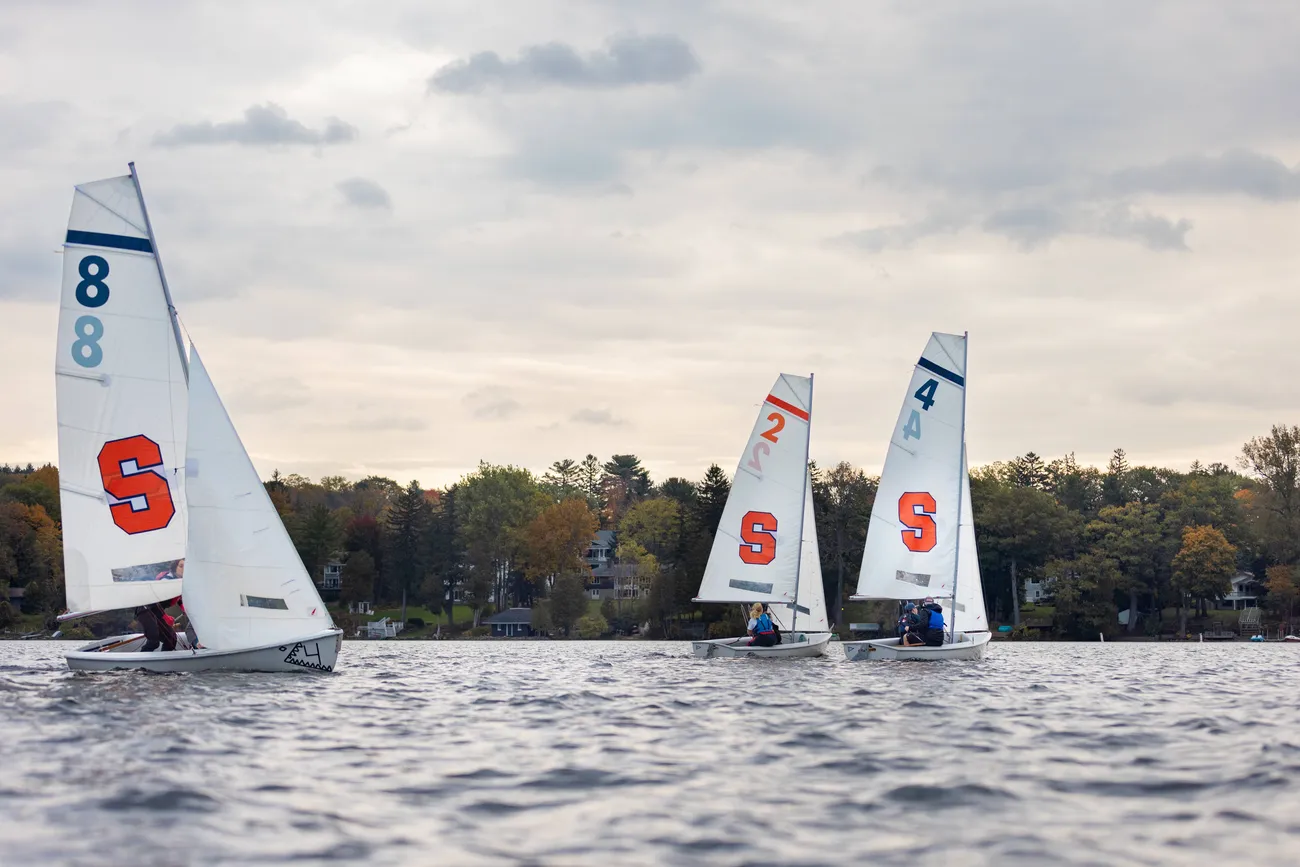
<box><xmin>3</xmin><ymin>424</ymin><xmax>1299</xmax><ymax>638</ymax></box>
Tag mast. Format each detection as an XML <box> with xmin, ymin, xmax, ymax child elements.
<box><xmin>128</xmin><ymin>162</ymin><xmax>188</xmax><ymax>382</ymax></box>
<box><xmin>947</xmin><ymin>333</ymin><xmax>969</xmax><ymax>644</ymax></box>
<box><xmin>790</xmin><ymin>373</ymin><xmax>814</xmax><ymax>633</ymax></box>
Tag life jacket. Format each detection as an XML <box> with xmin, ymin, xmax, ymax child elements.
<box><xmin>755</xmin><ymin>613</ymin><xmax>775</xmax><ymax>635</ymax></box>
<box><xmin>924</xmin><ymin>603</ymin><xmax>944</xmax><ymax>630</ymax></box>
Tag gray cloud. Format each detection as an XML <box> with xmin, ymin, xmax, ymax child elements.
<box><xmin>463</xmin><ymin>388</ymin><xmax>521</xmax><ymax>421</ymax></box>
<box><xmin>153</xmin><ymin>103</ymin><xmax>358</xmax><ymax>148</ymax></box>
<box><xmin>836</xmin><ymin>202</ymin><xmax>1190</xmax><ymax>253</ymax></box>
<box><xmin>337</xmin><ymin>177</ymin><xmax>392</xmax><ymax>210</ymax></box>
<box><xmin>981</xmin><ymin>208</ymin><xmax>1069</xmax><ymax>250</ymax></box>
<box><xmin>1110</xmin><ymin>150</ymin><xmax>1300</xmax><ymax>201</ymax></box>
<box><xmin>1097</xmin><ymin>205</ymin><xmax>1191</xmax><ymax>252</ymax></box>
<box><xmin>429</xmin><ymin>34</ymin><xmax>700</xmax><ymax>94</ymax></box>
<box><xmin>571</xmin><ymin>408</ymin><xmax>624</xmax><ymax>426</ymax></box>
<box><xmin>834</xmin><ymin>212</ymin><xmax>966</xmax><ymax>253</ymax></box>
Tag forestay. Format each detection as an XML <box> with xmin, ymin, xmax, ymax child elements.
<box><xmin>182</xmin><ymin>348</ymin><xmax>334</xmax><ymax>651</ymax></box>
<box><xmin>695</xmin><ymin>374</ymin><xmax>813</xmax><ymax>609</ymax></box>
<box><xmin>56</xmin><ymin>174</ymin><xmax>189</xmax><ymax>613</ymax></box>
<box><xmin>854</xmin><ymin>333</ymin><xmax>969</xmax><ymax>604</ymax></box>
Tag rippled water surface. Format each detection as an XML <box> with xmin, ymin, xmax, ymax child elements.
<box><xmin>1</xmin><ymin>640</ymin><xmax>1298</xmax><ymax>866</ymax></box>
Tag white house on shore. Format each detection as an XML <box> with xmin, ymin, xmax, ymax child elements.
<box><xmin>1218</xmin><ymin>572</ymin><xmax>1262</xmax><ymax>610</ymax></box>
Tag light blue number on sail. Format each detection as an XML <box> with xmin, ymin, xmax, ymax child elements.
<box><xmin>913</xmin><ymin>378</ymin><xmax>938</xmax><ymax>411</ymax></box>
<box><xmin>903</xmin><ymin>409</ymin><xmax>921</xmax><ymax>440</ymax></box>
<box><xmin>72</xmin><ymin>315</ymin><xmax>104</xmax><ymax>368</ymax></box>
<box><xmin>71</xmin><ymin>254</ymin><xmax>109</xmax><ymax>368</ymax></box>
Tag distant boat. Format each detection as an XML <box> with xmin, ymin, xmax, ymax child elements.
<box><xmin>691</xmin><ymin>374</ymin><xmax>831</xmax><ymax>659</ymax></box>
<box><xmin>843</xmin><ymin>332</ymin><xmax>991</xmax><ymax>661</ymax></box>
<box><xmin>57</xmin><ymin>165</ymin><xmax>342</xmax><ymax>673</ymax></box>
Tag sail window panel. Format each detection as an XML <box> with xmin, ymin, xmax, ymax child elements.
<box><xmin>240</xmin><ymin>594</ymin><xmax>288</xmax><ymax>610</ymax></box>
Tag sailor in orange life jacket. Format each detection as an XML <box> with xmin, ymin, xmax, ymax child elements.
<box><xmin>747</xmin><ymin>602</ymin><xmax>779</xmax><ymax>647</ymax></box>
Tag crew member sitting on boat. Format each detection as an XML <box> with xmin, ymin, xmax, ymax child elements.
<box><xmin>901</xmin><ymin>603</ymin><xmax>928</xmax><ymax>646</ymax></box>
<box><xmin>921</xmin><ymin>597</ymin><xmax>945</xmax><ymax>646</ymax></box>
<box><xmin>747</xmin><ymin>603</ymin><xmax>779</xmax><ymax>647</ymax></box>
<box><xmin>136</xmin><ymin>599</ymin><xmax>178</xmax><ymax>652</ymax></box>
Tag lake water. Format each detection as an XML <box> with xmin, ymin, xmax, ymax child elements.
<box><xmin>1</xmin><ymin>640</ymin><xmax>1297</xmax><ymax>866</ymax></box>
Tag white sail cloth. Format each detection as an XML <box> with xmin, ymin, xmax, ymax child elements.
<box><xmin>853</xmin><ymin>333</ymin><xmax>987</xmax><ymax>632</ymax></box>
<box><xmin>182</xmin><ymin>347</ymin><xmax>334</xmax><ymax>651</ymax></box>
<box><xmin>695</xmin><ymin>374</ymin><xmax>828</xmax><ymax>630</ymax></box>
<box><xmin>56</xmin><ymin>175</ymin><xmax>188</xmax><ymax>613</ymax></box>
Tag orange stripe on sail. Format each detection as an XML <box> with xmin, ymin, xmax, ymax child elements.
<box><xmin>765</xmin><ymin>394</ymin><xmax>810</xmax><ymax>421</ymax></box>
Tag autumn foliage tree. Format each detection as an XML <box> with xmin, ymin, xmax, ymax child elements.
<box><xmin>524</xmin><ymin>498</ymin><xmax>598</xmax><ymax>584</ymax></box>
<box><xmin>1171</xmin><ymin>525</ymin><xmax>1238</xmax><ymax>636</ymax></box>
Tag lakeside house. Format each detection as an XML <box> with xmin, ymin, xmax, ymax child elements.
<box><xmin>6</xmin><ymin>586</ymin><xmax>24</xmax><ymax>613</ymax></box>
<box><xmin>1217</xmin><ymin>572</ymin><xmax>1262</xmax><ymax>610</ymax></box>
<box><xmin>319</xmin><ymin>561</ymin><xmax>342</xmax><ymax>597</ymax></box>
<box><xmin>484</xmin><ymin>607</ymin><xmax>534</xmax><ymax>638</ymax></box>
<box><xmin>1024</xmin><ymin>577</ymin><xmax>1053</xmax><ymax>604</ymax></box>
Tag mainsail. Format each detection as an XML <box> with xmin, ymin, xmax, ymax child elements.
<box><xmin>852</xmin><ymin>333</ymin><xmax>987</xmax><ymax>632</ymax></box>
<box><xmin>56</xmin><ymin>172</ymin><xmax>189</xmax><ymax>614</ymax></box>
<box><xmin>182</xmin><ymin>347</ymin><xmax>334</xmax><ymax>651</ymax></box>
<box><xmin>694</xmin><ymin>374</ymin><xmax>824</xmax><ymax>626</ymax></box>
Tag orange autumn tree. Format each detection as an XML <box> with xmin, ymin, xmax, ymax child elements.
<box><xmin>523</xmin><ymin>498</ymin><xmax>599</xmax><ymax>586</ymax></box>
<box><xmin>1171</xmin><ymin>524</ymin><xmax>1237</xmax><ymax>636</ymax></box>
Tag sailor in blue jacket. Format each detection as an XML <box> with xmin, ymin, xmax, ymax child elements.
<box><xmin>747</xmin><ymin>602</ymin><xmax>779</xmax><ymax>647</ymax></box>
<box><xmin>922</xmin><ymin>597</ymin><xmax>945</xmax><ymax>646</ymax></box>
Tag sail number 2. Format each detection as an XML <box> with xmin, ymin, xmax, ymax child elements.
<box><xmin>71</xmin><ymin>255</ymin><xmax>110</xmax><ymax>368</ymax></box>
<box><xmin>746</xmin><ymin>412</ymin><xmax>786</xmax><ymax>472</ymax></box>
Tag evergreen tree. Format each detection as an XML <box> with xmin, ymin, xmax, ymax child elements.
<box><xmin>384</xmin><ymin>480</ymin><xmax>432</xmax><ymax>624</ymax></box>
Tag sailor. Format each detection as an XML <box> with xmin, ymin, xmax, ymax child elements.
<box><xmin>746</xmin><ymin>602</ymin><xmax>778</xmax><ymax>647</ymax></box>
<box><xmin>901</xmin><ymin>603</ymin><xmax>928</xmax><ymax>646</ymax></box>
<box><xmin>922</xmin><ymin>596</ymin><xmax>945</xmax><ymax>646</ymax></box>
<box><xmin>136</xmin><ymin>600</ymin><xmax>177</xmax><ymax>652</ymax></box>
<box><xmin>896</xmin><ymin>602</ymin><xmax>911</xmax><ymax>637</ymax></box>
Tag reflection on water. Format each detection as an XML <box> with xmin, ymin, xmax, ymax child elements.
<box><xmin>1</xmin><ymin>641</ymin><xmax>1297</xmax><ymax>865</ymax></box>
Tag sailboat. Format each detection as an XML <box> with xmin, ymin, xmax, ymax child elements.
<box><xmin>691</xmin><ymin>374</ymin><xmax>832</xmax><ymax>659</ymax></box>
<box><xmin>842</xmin><ymin>333</ymin><xmax>991</xmax><ymax>661</ymax></box>
<box><xmin>57</xmin><ymin>166</ymin><xmax>342</xmax><ymax>673</ymax></box>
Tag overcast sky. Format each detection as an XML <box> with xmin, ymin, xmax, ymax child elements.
<box><xmin>2</xmin><ymin>0</ymin><xmax>1298</xmax><ymax>487</ymax></box>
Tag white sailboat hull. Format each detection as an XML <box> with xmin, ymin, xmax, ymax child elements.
<box><xmin>692</xmin><ymin>631</ymin><xmax>831</xmax><ymax>659</ymax></box>
<box><xmin>66</xmin><ymin>628</ymin><xmax>343</xmax><ymax>673</ymax></box>
<box><xmin>842</xmin><ymin>630</ymin><xmax>991</xmax><ymax>661</ymax></box>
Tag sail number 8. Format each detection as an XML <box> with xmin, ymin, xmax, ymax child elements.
<box><xmin>71</xmin><ymin>255</ymin><xmax>110</xmax><ymax>368</ymax></box>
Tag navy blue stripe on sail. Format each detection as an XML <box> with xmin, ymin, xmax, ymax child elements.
<box><xmin>65</xmin><ymin>230</ymin><xmax>153</xmax><ymax>253</ymax></box>
<box><xmin>917</xmin><ymin>356</ymin><xmax>964</xmax><ymax>387</ymax></box>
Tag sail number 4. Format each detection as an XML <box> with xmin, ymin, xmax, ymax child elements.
<box><xmin>98</xmin><ymin>435</ymin><xmax>176</xmax><ymax>535</ymax></box>
<box><xmin>739</xmin><ymin>510</ymin><xmax>777</xmax><ymax>565</ymax></box>
<box><xmin>898</xmin><ymin>492</ymin><xmax>937</xmax><ymax>552</ymax></box>
<box><xmin>902</xmin><ymin>378</ymin><xmax>939</xmax><ymax>441</ymax></box>
<box><xmin>71</xmin><ymin>255</ymin><xmax>110</xmax><ymax>368</ymax></box>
